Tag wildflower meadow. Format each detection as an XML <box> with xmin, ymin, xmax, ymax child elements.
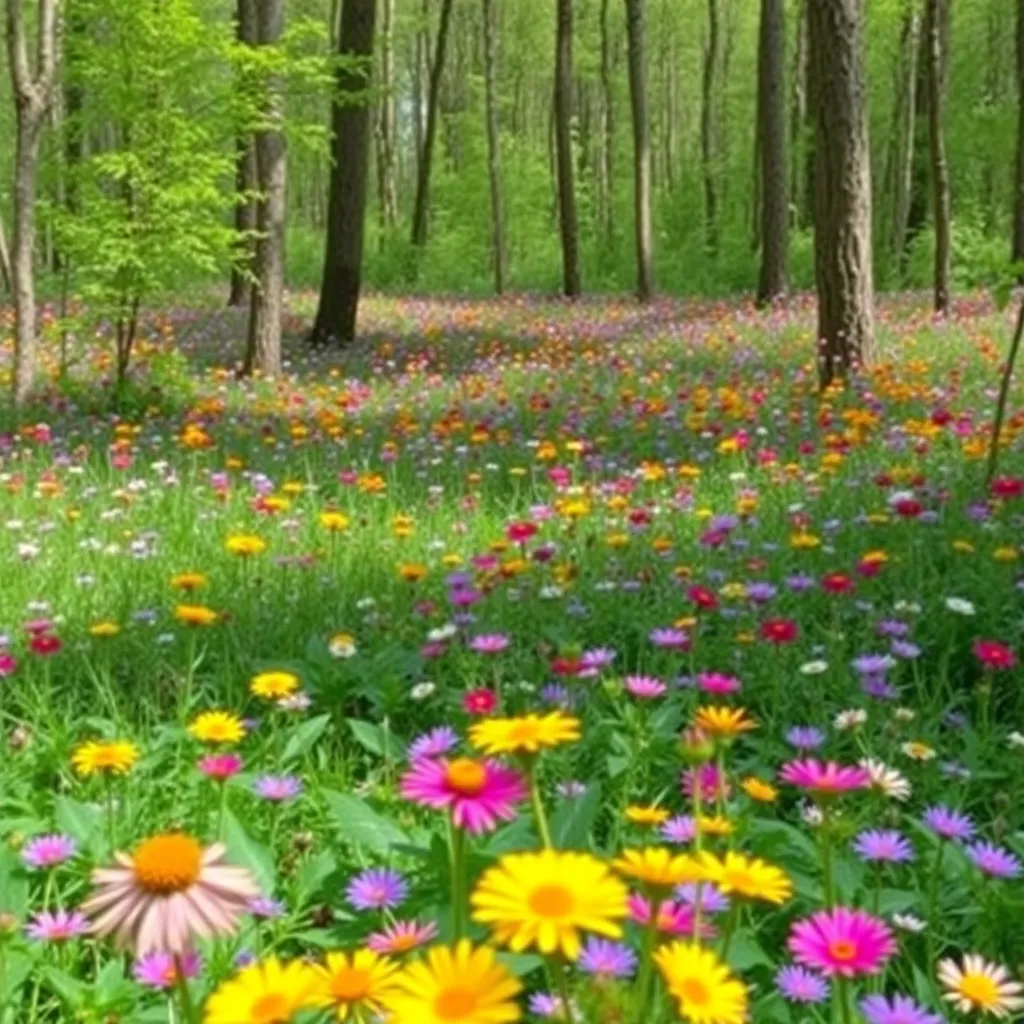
<box><xmin>0</xmin><ymin>292</ymin><xmax>1022</xmax><ymax>1023</ymax></box>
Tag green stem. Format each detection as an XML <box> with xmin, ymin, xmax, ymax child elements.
<box><xmin>216</xmin><ymin>783</ymin><xmax>229</xmax><ymax>843</ymax></box>
<box><xmin>528</xmin><ymin>763</ymin><xmax>553</xmax><ymax>849</ymax></box>
<box><xmin>449</xmin><ymin>818</ymin><xmax>468</xmax><ymax>940</ymax></box>
<box><xmin>104</xmin><ymin>775</ymin><xmax>117</xmax><ymax>852</ymax></box>
<box><xmin>835</xmin><ymin>976</ymin><xmax>854</xmax><ymax>1024</ymax></box>
<box><xmin>719</xmin><ymin>901</ymin><xmax>742</xmax><ymax>962</ymax></box>
<box><xmin>175</xmin><ymin>959</ymin><xmax>198</xmax><ymax>1024</ymax></box>
<box><xmin>553</xmin><ymin>958</ymin><xmax>576</xmax><ymax>1023</ymax></box>
<box><xmin>636</xmin><ymin>897</ymin><xmax>662</xmax><ymax>1019</ymax></box>
<box><xmin>820</xmin><ymin>806</ymin><xmax>835</xmax><ymax>908</ymax></box>
<box><xmin>691</xmin><ymin>769</ymin><xmax>705</xmax><ymax>938</ymax></box>
<box><xmin>925</xmin><ymin>841</ymin><xmax>946</xmax><ymax>970</ymax></box>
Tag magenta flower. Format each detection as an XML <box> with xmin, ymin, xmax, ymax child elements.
<box><xmin>346</xmin><ymin>868</ymin><xmax>408</xmax><ymax>911</ymax></box>
<box><xmin>788</xmin><ymin>907</ymin><xmax>896</xmax><ymax>977</ymax></box>
<box><xmin>627</xmin><ymin>894</ymin><xmax>714</xmax><ymax>939</ymax></box>
<box><xmin>696</xmin><ymin>672</ymin><xmax>741</xmax><ymax>695</ymax></box>
<box><xmin>198</xmin><ymin>753</ymin><xmax>243</xmax><ymax>782</ymax></box>
<box><xmin>252</xmin><ymin>775</ymin><xmax>302</xmax><ymax>802</ymax></box>
<box><xmin>133</xmin><ymin>950</ymin><xmax>203</xmax><ymax>990</ymax></box>
<box><xmin>779</xmin><ymin>759</ymin><xmax>871</xmax><ymax>797</ymax></box>
<box><xmin>400</xmin><ymin>756</ymin><xmax>526</xmax><ymax>834</ymax></box>
<box><xmin>0</xmin><ymin>653</ymin><xmax>16</xmax><ymax>677</ymax></box>
<box><xmin>624</xmin><ymin>675</ymin><xmax>667</xmax><ymax>699</ymax></box>
<box><xmin>367</xmin><ymin>919</ymin><xmax>438</xmax><ymax>955</ymax></box>
<box><xmin>469</xmin><ymin>633</ymin><xmax>510</xmax><ymax>654</ymax></box>
<box><xmin>26</xmin><ymin>909</ymin><xmax>89</xmax><ymax>943</ymax></box>
<box><xmin>21</xmin><ymin>834</ymin><xmax>77</xmax><ymax>870</ymax></box>
<box><xmin>681</xmin><ymin>764</ymin><xmax>730</xmax><ymax>802</ymax></box>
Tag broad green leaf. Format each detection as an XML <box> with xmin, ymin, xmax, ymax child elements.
<box><xmin>347</xmin><ymin>719</ymin><xmax>405</xmax><ymax>760</ymax></box>
<box><xmin>54</xmin><ymin>796</ymin><xmax>103</xmax><ymax>849</ymax></box>
<box><xmin>323</xmin><ymin>790</ymin><xmax>408</xmax><ymax>855</ymax></box>
<box><xmin>222</xmin><ymin>810</ymin><xmax>276</xmax><ymax>894</ymax></box>
<box><xmin>551</xmin><ymin>782</ymin><xmax>602</xmax><ymax>850</ymax></box>
<box><xmin>496</xmin><ymin>953</ymin><xmax>544</xmax><ymax>977</ymax></box>
<box><xmin>282</xmin><ymin>714</ymin><xmax>331</xmax><ymax>763</ymax></box>
<box><xmin>726</xmin><ymin>929</ymin><xmax>774</xmax><ymax>971</ymax></box>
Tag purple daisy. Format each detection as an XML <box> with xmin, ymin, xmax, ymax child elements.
<box><xmin>346</xmin><ymin>868</ymin><xmax>408</xmax><ymax>911</ymax></box>
<box><xmin>578</xmin><ymin>937</ymin><xmax>637</xmax><ymax>978</ymax></box>
<box><xmin>133</xmin><ymin>950</ymin><xmax>203</xmax><ymax>990</ymax></box>
<box><xmin>247</xmin><ymin>896</ymin><xmax>286</xmax><ymax>918</ymax></box>
<box><xmin>852</xmin><ymin>654</ymin><xmax>896</xmax><ymax>676</ymax></box>
<box><xmin>676</xmin><ymin>882</ymin><xmax>730</xmax><ymax>915</ymax></box>
<box><xmin>786</xmin><ymin>726</ymin><xmax>826</xmax><ymax>751</ymax></box>
<box><xmin>661</xmin><ymin>815</ymin><xmax>698</xmax><ymax>844</ymax></box>
<box><xmin>649</xmin><ymin>627</ymin><xmax>689</xmax><ymax>649</ymax></box>
<box><xmin>408</xmin><ymin>726</ymin><xmax>459</xmax><ymax>761</ymax></box>
<box><xmin>853</xmin><ymin>829</ymin><xmax>915</xmax><ymax>864</ymax></box>
<box><xmin>26</xmin><ymin>909</ymin><xmax>89</xmax><ymax>943</ymax></box>
<box><xmin>965</xmin><ymin>840</ymin><xmax>1022</xmax><ymax>879</ymax></box>
<box><xmin>922</xmin><ymin>805</ymin><xmax>976</xmax><ymax>842</ymax></box>
<box><xmin>21</xmin><ymin>834</ymin><xmax>77</xmax><ymax>870</ymax></box>
<box><xmin>469</xmin><ymin>633</ymin><xmax>509</xmax><ymax>654</ymax></box>
<box><xmin>859</xmin><ymin>994</ymin><xmax>944</xmax><ymax>1024</ymax></box>
<box><xmin>529</xmin><ymin>993</ymin><xmax>571</xmax><ymax>1018</ymax></box>
<box><xmin>776</xmin><ymin>964</ymin><xmax>830</xmax><ymax>1004</ymax></box>
<box><xmin>580</xmin><ymin>647</ymin><xmax>616</xmax><ymax>671</ymax></box>
<box><xmin>253</xmin><ymin>775</ymin><xmax>302</xmax><ymax>802</ymax></box>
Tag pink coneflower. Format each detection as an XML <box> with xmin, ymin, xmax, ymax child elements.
<box><xmin>696</xmin><ymin>672</ymin><xmax>741</xmax><ymax>696</ymax></box>
<box><xmin>788</xmin><ymin>907</ymin><xmax>896</xmax><ymax>977</ymax></box>
<box><xmin>133</xmin><ymin>950</ymin><xmax>203</xmax><ymax>990</ymax></box>
<box><xmin>779</xmin><ymin>759</ymin><xmax>871</xmax><ymax>797</ymax></box>
<box><xmin>627</xmin><ymin>894</ymin><xmax>715</xmax><ymax>939</ymax></box>
<box><xmin>366</xmin><ymin>919</ymin><xmax>439</xmax><ymax>955</ymax></box>
<box><xmin>26</xmin><ymin>909</ymin><xmax>89</xmax><ymax>942</ymax></box>
<box><xmin>400</xmin><ymin>756</ymin><xmax>527</xmax><ymax>834</ymax></box>
<box><xmin>469</xmin><ymin>633</ymin><xmax>509</xmax><ymax>654</ymax></box>
<box><xmin>197</xmin><ymin>753</ymin><xmax>243</xmax><ymax>782</ymax></box>
<box><xmin>82</xmin><ymin>833</ymin><xmax>259</xmax><ymax>954</ymax></box>
<box><xmin>21</xmin><ymin>834</ymin><xmax>77</xmax><ymax>869</ymax></box>
<box><xmin>625</xmin><ymin>675</ymin><xmax>668</xmax><ymax>699</ymax></box>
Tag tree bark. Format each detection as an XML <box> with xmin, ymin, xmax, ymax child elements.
<box><xmin>924</xmin><ymin>0</ymin><xmax>950</xmax><ymax>314</ymax></box>
<box><xmin>229</xmin><ymin>0</ymin><xmax>258</xmax><ymax>307</ymax></box>
<box><xmin>789</xmin><ymin>0</ymin><xmax>807</xmax><ymax>230</ymax></box>
<box><xmin>624</xmin><ymin>0</ymin><xmax>653</xmax><ymax>301</ymax></box>
<box><xmin>756</xmin><ymin>0</ymin><xmax>787</xmax><ymax>305</ymax></box>
<box><xmin>376</xmin><ymin>0</ymin><xmax>397</xmax><ymax>235</ymax></box>
<box><xmin>6</xmin><ymin>0</ymin><xmax>60</xmax><ymax>406</ymax></box>
<box><xmin>0</xmin><ymin>210</ymin><xmax>12</xmax><ymax>295</ymax></box>
<box><xmin>410</xmin><ymin>0</ymin><xmax>455</xmax><ymax>247</ymax></box>
<box><xmin>1015</xmin><ymin>0</ymin><xmax>1024</xmax><ymax>263</ymax></box>
<box><xmin>309</xmin><ymin>0</ymin><xmax>376</xmax><ymax>346</ymax></box>
<box><xmin>244</xmin><ymin>0</ymin><xmax>286</xmax><ymax>377</ymax></box>
<box><xmin>554</xmin><ymin>0</ymin><xmax>581</xmax><ymax>296</ymax></box>
<box><xmin>889</xmin><ymin>0</ymin><xmax>919</xmax><ymax>274</ymax></box>
<box><xmin>808</xmin><ymin>0</ymin><xmax>875</xmax><ymax>387</ymax></box>
<box><xmin>599</xmin><ymin>0</ymin><xmax>614</xmax><ymax>240</ymax></box>
<box><xmin>412</xmin><ymin>2</ymin><xmax>426</xmax><ymax>175</ymax></box>
<box><xmin>481</xmin><ymin>0</ymin><xmax>506</xmax><ymax>294</ymax></box>
<box><xmin>701</xmin><ymin>0</ymin><xmax>720</xmax><ymax>256</ymax></box>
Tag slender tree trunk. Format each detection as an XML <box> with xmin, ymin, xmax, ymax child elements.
<box><xmin>701</xmin><ymin>0</ymin><xmax>720</xmax><ymax>256</ymax></box>
<box><xmin>790</xmin><ymin>0</ymin><xmax>807</xmax><ymax>229</ymax></box>
<box><xmin>554</xmin><ymin>0</ymin><xmax>581</xmax><ymax>296</ymax></box>
<box><xmin>6</xmin><ymin>0</ymin><xmax>59</xmax><ymax>406</ymax></box>
<box><xmin>412</xmin><ymin>4</ymin><xmax>426</xmax><ymax>174</ymax></box>
<box><xmin>229</xmin><ymin>0</ymin><xmax>258</xmax><ymax>307</ymax></box>
<box><xmin>244</xmin><ymin>0</ymin><xmax>286</xmax><ymax>377</ymax></box>
<box><xmin>0</xmin><ymin>210</ymin><xmax>12</xmax><ymax>294</ymax></box>
<box><xmin>756</xmin><ymin>0</ymin><xmax>788</xmax><ymax>305</ymax></box>
<box><xmin>309</xmin><ymin>0</ymin><xmax>376</xmax><ymax>345</ymax></box>
<box><xmin>624</xmin><ymin>0</ymin><xmax>653</xmax><ymax>300</ymax></box>
<box><xmin>411</xmin><ymin>0</ymin><xmax>455</xmax><ymax>246</ymax></box>
<box><xmin>889</xmin><ymin>1</ymin><xmax>920</xmax><ymax>274</ymax></box>
<box><xmin>376</xmin><ymin>0</ymin><xmax>397</xmax><ymax>235</ymax></box>
<box><xmin>599</xmin><ymin>0</ymin><xmax>615</xmax><ymax>240</ymax></box>
<box><xmin>808</xmin><ymin>0</ymin><xmax>875</xmax><ymax>387</ymax></box>
<box><xmin>481</xmin><ymin>0</ymin><xmax>506</xmax><ymax>294</ymax></box>
<box><xmin>925</xmin><ymin>0</ymin><xmax>950</xmax><ymax>314</ymax></box>
<box><xmin>1014</xmin><ymin>0</ymin><xmax>1024</xmax><ymax>263</ymax></box>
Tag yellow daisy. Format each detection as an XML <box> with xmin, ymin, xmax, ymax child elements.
<box><xmin>319</xmin><ymin>511</ymin><xmax>350</xmax><ymax>532</ymax></box>
<box><xmin>170</xmin><ymin>572</ymin><xmax>208</xmax><ymax>591</ymax></box>
<box><xmin>89</xmin><ymin>621</ymin><xmax>121</xmax><ymax>638</ymax></box>
<box><xmin>174</xmin><ymin>604</ymin><xmax>218</xmax><ymax>627</ymax></box>
<box><xmin>613</xmin><ymin>848</ymin><xmax>704</xmax><ymax>893</ymax></box>
<box><xmin>697</xmin><ymin>815</ymin><xmax>734</xmax><ymax>837</ymax></box>
<box><xmin>471</xmin><ymin>850</ymin><xmax>627</xmax><ymax>960</ymax></box>
<box><xmin>625</xmin><ymin>805</ymin><xmax>671</xmax><ymax>826</ymax></box>
<box><xmin>225</xmin><ymin>535</ymin><xmax>267</xmax><ymax>557</ymax></box>
<box><xmin>313</xmin><ymin>949</ymin><xmax>401</xmax><ymax>1021</ymax></box>
<box><xmin>382</xmin><ymin>940</ymin><xmax>522</xmax><ymax>1024</ymax></box>
<box><xmin>469</xmin><ymin>712</ymin><xmax>580</xmax><ymax>757</ymax></box>
<box><xmin>698</xmin><ymin>851</ymin><xmax>792</xmax><ymax>905</ymax></box>
<box><xmin>71</xmin><ymin>740</ymin><xmax>140</xmax><ymax>777</ymax></box>
<box><xmin>204</xmin><ymin>957</ymin><xmax>322</xmax><ymax>1023</ymax></box>
<box><xmin>655</xmin><ymin>941</ymin><xmax>748</xmax><ymax>1024</ymax></box>
<box><xmin>250</xmin><ymin>671</ymin><xmax>300</xmax><ymax>700</ymax></box>
<box><xmin>692</xmin><ymin>706</ymin><xmax>757</xmax><ymax>738</ymax></box>
<box><xmin>188</xmin><ymin>711</ymin><xmax>246</xmax><ymax>745</ymax></box>
<box><xmin>741</xmin><ymin>777</ymin><xmax>778</xmax><ymax>803</ymax></box>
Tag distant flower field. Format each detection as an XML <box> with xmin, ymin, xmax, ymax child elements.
<box><xmin>0</xmin><ymin>293</ymin><xmax>1022</xmax><ymax>1023</ymax></box>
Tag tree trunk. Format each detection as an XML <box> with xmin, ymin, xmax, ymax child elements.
<box><xmin>889</xmin><ymin>0</ymin><xmax>920</xmax><ymax>274</ymax></box>
<box><xmin>756</xmin><ymin>0</ymin><xmax>788</xmax><ymax>305</ymax></box>
<box><xmin>229</xmin><ymin>0</ymin><xmax>258</xmax><ymax>307</ymax></box>
<box><xmin>925</xmin><ymin>0</ymin><xmax>950</xmax><ymax>314</ymax></box>
<box><xmin>6</xmin><ymin>0</ymin><xmax>59</xmax><ymax>407</ymax></box>
<box><xmin>481</xmin><ymin>0</ymin><xmax>506</xmax><ymax>294</ymax></box>
<box><xmin>376</xmin><ymin>0</ymin><xmax>397</xmax><ymax>235</ymax></box>
<box><xmin>0</xmin><ymin>211</ymin><xmax>12</xmax><ymax>294</ymax></box>
<box><xmin>1015</xmin><ymin>0</ymin><xmax>1024</xmax><ymax>264</ymax></box>
<box><xmin>808</xmin><ymin>0</ymin><xmax>875</xmax><ymax>387</ymax></box>
<box><xmin>412</xmin><ymin>3</ymin><xmax>426</xmax><ymax>174</ymax></box>
<box><xmin>624</xmin><ymin>0</ymin><xmax>653</xmax><ymax>300</ymax></box>
<box><xmin>554</xmin><ymin>0</ymin><xmax>581</xmax><ymax>296</ymax></box>
<box><xmin>411</xmin><ymin>0</ymin><xmax>455</xmax><ymax>247</ymax></box>
<box><xmin>599</xmin><ymin>0</ymin><xmax>615</xmax><ymax>240</ymax></box>
<box><xmin>789</xmin><ymin>0</ymin><xmax>807</xmax><ymax>229</ymax></box>
<box><xmin>701</xmin><ymin>0</ymin><xmax>720</xmax><ymax>256</ymax></box>
<box><xmin>309</xmin><ymin>0</ymin><xmax>376</xmax><ymax>345</ymax></box>
<box><xmin>244</xmin><ymin>0</ymin><xmax>286</xmax><ymax>377</ymax></box>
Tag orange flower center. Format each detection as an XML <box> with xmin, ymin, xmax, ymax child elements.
<box><xmin>679</xmin><ymin>977</ymin><xmax>711</xmax><ymax>1007</ymax></box>
<box><xmin>959</xmin><ymin>974</ymin><xmax>1000</xmax><ymax>1007</ymax></box>
<box><xmin>250</xmin><ymin>992</ymin><xmax>290</xmax><ymax>1023</ymax></box>
<box><xmin>528</xmin><ymin>883</ymin><xmax>574</xmax><ymax>918</ymax></box>
<box><xmin>132</xmin><ymin>834</ymin><xmax>203</xmax><ymax>894</ymax></box>
<box><xmin>507</xmin><ymin>721</ymin><xmax>540</xmax><ymax>745</ymax></box>
<box><xmin>724</xmin><ymin>868</ymin><xmax>756</xmax><ymax>893</ymax></box>
<box><xmin>388</xmin><ymin>933</ymin><xmax>418</xmax><ymax>952</ymax></box>
<box><xmin>330</xmin><ymin>965</ymin><xmax>371</xmax><ymax>1002</ymax></box>
<box><xmin>435</xmin><ymin>987</ymin><xmax>478</xmax><ymax>1020</ymax></box>
<box><xmin>828</xmin><ymin>939</ymin><xmax>858</xmax><ymax>963</ymax></box>
<box><xmin>445</xmin><ymin>758</ymin><xmax>488</xmax><ymax>797</ymax></box>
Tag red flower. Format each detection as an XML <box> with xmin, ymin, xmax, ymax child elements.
<box><xmin>856</xmin><ymin>559</ymin><xmax>884</xmax><ymax>578</ymax></box>
<box><xmin>892</xmin><ymin>498</ymin><xmax>922</xmax><ymax>518</ymax></box>
<box><xmin>761</xmin><ymin>619</ymin><xmax>798</xmax><ymax>645</ymax></box>
<box><xmin>822</xmin><ymin>572</ymin><xmax>854</xmax><ymax>595</ymax></box>
<box><xmin>972</xmin><ymin>640</ymin><xmax>1017</xmax><ymax>670</ymax></box>
<box><xmin>506</xmin><ymin>521</ymin><xmax>538</xmax><ymax>544</ymax></box>
<box><xmin>687</xmin><ymin>585</ymin><xmax>718</xmax><ymax>611</ymax></box>
<box><xmin>29</xmin><ymin>634</ymin><xmax>62</xmax><ymax>656</ymax></box>
<box><xmin>551</xmin><ymin>656</ymin><xmax>583</xmax><ymax>677</ymax></box>
<box><xmin>463</xmin><ymin>688</ymin><xmax>497</xmax><ymax>715</ymax></box>
<box><xmin>0</xmin><ymin>654</ymin><xmax>17</xmax><ymax>677</ymax></box>
<box><xmin>991</xmin><ymin>476</ymin><xmax>1024</xmax><ymax>499</ymax></box>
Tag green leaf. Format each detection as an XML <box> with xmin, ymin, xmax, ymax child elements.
<box><xmin>0</xmin><ymin>846</ymin><xmax>28</xmax><ymax>917</ymax></box>
<box><xmin>347</xmin><ymin>719</ymin><xmax>405</xmax><ymax>760</ymax></box>
<box><xmin>495</xmin><ymin>952</ymin><xmax>544</xmax><ymax>977</ymax></box>
<box><xmin>551</xmin><ymin>782</ymin><xmax>602</xmax><ymax>850</ymax></box>
<box><xmin>222</xmin><ymin>810</ymin><xmax>276</xmax><ymax>894</ymax></box>
<box><xmin>0</xmin><ymin>951</ymin><xmax>32</xmax><ymax>1004</ymax></box>
<box><xmin>282</xmin><ymin>714</ymin><xmax>331</xmax><ymax>763</ymax></box>
<box><xmin>323</xmin><ymin>790</ymin><xmax>408</xmax><ymax>855</ymax></box>
<box><xmin>726</xmin><ymin>929</ymin><xmax>774</xmax><ymax>971</ymax></box>
<box><xmin>295</xmin><ymin>850</ymin><xmax>338</xmax><ymax>901</ymax></box>
<box><xmin>44</xmin><ymin>967</ymin><xmax>86</xmax><ymax>1006</ymax></box>
<box><xmin>54</xmin><ymin>796</ymin><xmax>103</xmax><ymax>849</ymax></box>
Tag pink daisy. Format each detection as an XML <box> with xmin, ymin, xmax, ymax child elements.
<box><xmin>779</xmin><ymin>759</ymin><xmax>871</xmax><ymax>796</ymax></box>
<box><xmin>21</xmin><ymin>834</ymin><xmax>77</xmax><ymax>869</ymax></box>
<box><xmin>197</xmin><ymin>753</ymin><xmax>243</xmax><ymax>781</ymax></box>
<box><xmin>133</xmin><ymin>950</ymin><xmax>203</xmax><ymax>990</ymax></box>
<box><xmin>628</xmin><ymin>894</ymin><xmax>715</xmax><ymax>939</ymax></box>
<box><xmin>400</xmin><ymin>756</ymin><xmax>527</xmax><ymax>834</ymax></box>
<box><xmin>624</xmin><ymin>675</ymin><xmax>668</xmax><ymax>699</ymax></box>
<box><xmin>26</xmin><ymin>909</ymin><xmax>89</xmax><ymax>942</ymax></box>
<box><xmin>788</xmin><ymin>907</ymin><xmax>896</xmax><ymax>977</ymax></box>
<box><xmin>696</xmin><ymin>672</ymin><xmax>742</xmax><ymax>695</ymax></box>
<box><xmin>366</xmin><ymin>919</ymin><xmax>439</xmax><ymax>955</ymax></box>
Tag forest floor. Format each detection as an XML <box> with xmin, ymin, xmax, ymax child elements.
<box><xmin>0</xmin><ymin>291</ymin><xmax>1022</xmax><ymax>1023</ymax></box>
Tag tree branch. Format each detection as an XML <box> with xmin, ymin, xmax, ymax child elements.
<box><xmin>6</xmin><ymin>0</ymin><xmax>33</xmax><ymax>95</ymax></box>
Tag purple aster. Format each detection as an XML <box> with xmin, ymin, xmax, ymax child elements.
<box><xmin>247</xmin><ymin>896</ymin><xmax>286</xmax><ymax>918</ymax></box>
<box><xmin>253</xmin><ymin>775</ymin><xmax>302</xmax><ymax>802</ymax></box>
<box><xmin>661</xmin><ymin>815</ymin><xmax>698</xmax><ymax>844</ymax></box>
<box><xmin>876</xmin><ymin>619</ymin><xmax>910</xmax><ymax>638</ymax></box>
<box><xmin>649</xmin><ymin>627</ymin><xmax>690</xmax><ymax>649</ymax></box>
<box><xmin>346</xmin><ymin>868</ymin><xmax>408</xmax><ymax>911</ymax></box>
<box><xmin>862</xmin><ymin>675</ymin><xmax>899</xmax><ymax>700</ymax></box>
<box><xmin>676</xmin><ymin>882</ymin><xmax>730</xmax><ymax>915</ymax></box>
<box><xmin>965</xmin><ymin>840</ymin><xmax>1022</xmax><ymax>879</ymax></box>
<box><xmin>852</xmin><ymin>829</ymin><xmax>915</xmax><ymax>863</ymax></box>
<box><xmin>852</xmin><ymin>654</ymin><xmax>896</xmax><ymax>676</ymax></box>
<box><xmin>540</xmin><ymin>683</ymin><xmax>574</xmax><ymax>708</ymax></box>
<box><xmin>785</xmin><ymin>726</ymin><xmax>826</xmax><ymax>751</ymax></box>
<box><xmin>891</xmin><ymin>640</ymin><xmax>921</xmax><ymax>660</ymax></box>
<box><xmin>578</xmin><ymin>937</ymin><xmax>637</xmax><ymax>978</ymax></box>
<box><xmin>922</xmin><ymin>805</ymin><xmax>976</xmax><ymax>842</ymax></box>
<box><xmin>580</xmin><ymin>647</ymin><xmax>616</xmax><ymax>670</ymax></box>
<box><xmin>21</xmin><ymin>834</ymin><xmax>77</xmax><ymax>869</ymax></box>
<box><xmin>26</xmin><ymin>909</ymin><xmax>89</xmax><ymax>943</ymax></box>
<box><xmin>469</xmin><ymin>633</ymin><xmax>509</xmax><ymax>654</ymax></box>
<box><xmin>746</xmin><ymin>582</ymin><xmax>777</xmax><ymax>603</ymax></box>
<box><xmin>408</xmin><ymin>726</ymin><xmax>459</xmax><ymax>761</ymax></box>
<box><xmin>133</xmin><ymin>951</ymin><xmax>203</xmax><ymax>990</ymax></box>
<box><xmin>784</xmin><ymin>573</ymin><xmax>816</xmax><ymax>592</ymax></box>
<box><xmin>859</xmin><ymin>994</ymin><xmax>944</xmax><ymax>1024</ymax></box>
<box><xmin>529</xmin><ymin>993</ymin><xmax>570</xmax><ymax>1018</ymax></box>
<box><xmin>776</xmin><ymin>965</ymin><xmax>830</xmax><ymax>1004</ymax></box>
